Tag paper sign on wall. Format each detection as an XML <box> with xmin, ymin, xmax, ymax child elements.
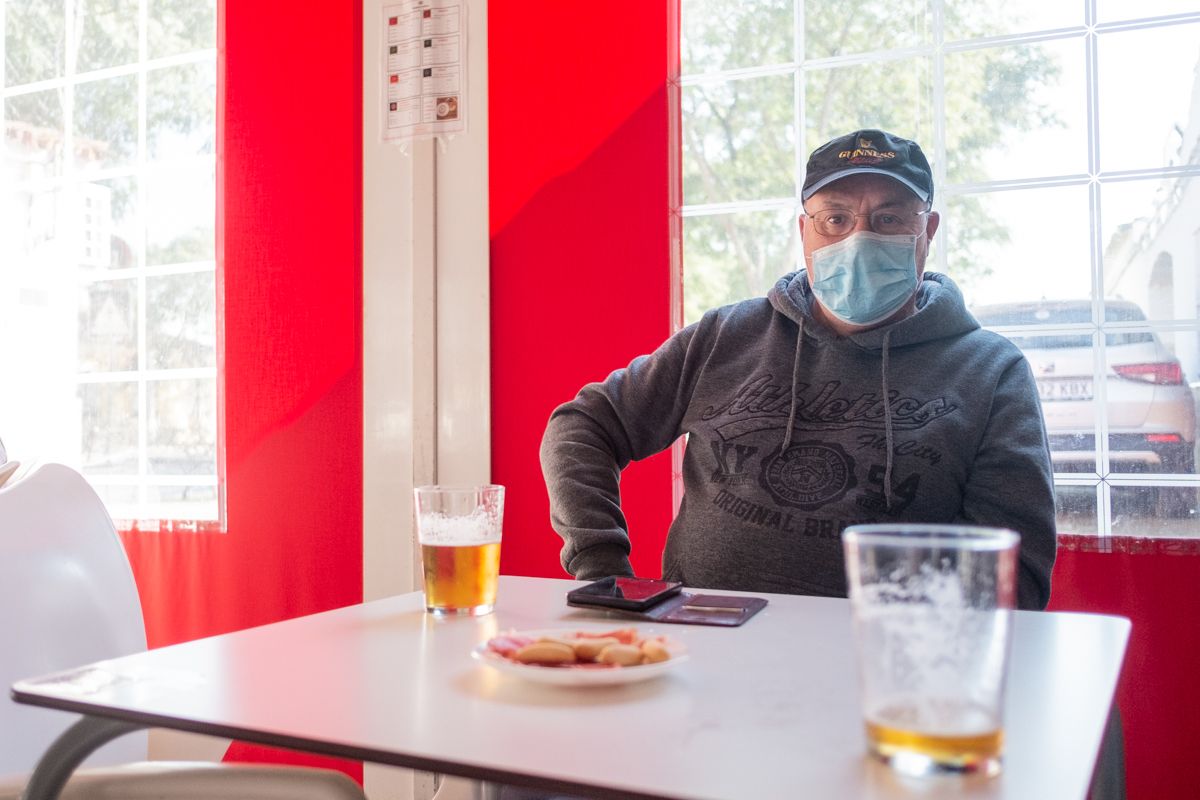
<box><xmin>382</xmin><ymin>0</ymin><xmax>466</xmax><ymax>143</ymax></box>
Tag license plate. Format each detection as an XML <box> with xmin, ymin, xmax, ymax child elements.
<box><xmin>1036</xmin><ymin>379</ymin><xmax>1093</xmax><ymax>401</ymax></box>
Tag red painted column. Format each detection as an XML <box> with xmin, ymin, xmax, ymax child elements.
<box><xmin>118</xmin><ymin>0</ymin><xmax>364</xmax><ymax>780</ymax></box>
<box><xmin>120</xmin><ymin>0</ymin><xmax>363</xmax><ymax>651</ymax></box>
<box><xmin>489</xmin><ymin>3</ymin><xmax>678</xmax><ymax>581</ymax></box>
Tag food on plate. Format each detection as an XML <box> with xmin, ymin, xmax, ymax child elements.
<box><xmin>513</xmin><ymin>640</ymin><xmax>576</xmax><ymax>665</ymax></box>
<box><xmin>486</xmin><ymin>628</ymin><xmax>673</xmax><ymax>669</ymax></box>
<box><xmin>596</xmin><ymin>643</ymin><xmax>643</xmax><ymax>666</ymax></box>
<box><xmin>571</xmin><ymin>636</ymin><xmax>619</xmax><ymax>660</ymax></box>
<box><xmin>640</xmin><ymin>638</ymin><xmax>671</xmax><ymax>664</ymax></box>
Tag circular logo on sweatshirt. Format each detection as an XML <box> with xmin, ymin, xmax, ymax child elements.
<box><xmin>759</xmin><ymin>441</ymin><xmax>857</xmax><ymax>510</ymax></box>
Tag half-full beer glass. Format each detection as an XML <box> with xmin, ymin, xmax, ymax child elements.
<box><xmin>414</xmin><ymin>485</ymin><xmax>504</xmax><ymax>616</ymax></box>
<box><xmin>842</xmin><ymin>524</ymin><xmax>1019</xmax><ymax>777</ymax></box>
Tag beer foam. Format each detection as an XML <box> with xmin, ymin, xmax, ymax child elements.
<box><xmin>417</xmin><ymin>510</ymin><xmax>501</xmax><ymax>545</ymax></box>
<box><xmin>853</xmin><ymin>558</ymin><xmax>1011</xmax><ymax>707</ymax></box>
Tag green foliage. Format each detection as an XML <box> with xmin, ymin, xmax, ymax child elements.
<box><xmin>4</xmin><ymin>0</ymin><xmax>64</xmax><ymax>85</ymax></box>
<box><xmin>5</xmin><ymin>1</ymin><xmax>215</xmax><ymax>159</ymax></box>
<box><xmin>147</xmin><ymin>228</ymin><xmax>215</xmax><ymax>267</ymax></box>
<box><xmin>74</xmin><ymin>73</ymin><xmax>138</xmax><ymax>168</ymax></box>
<box><xmin>682</xmin><ymin>0</ymin><xmax>793</xmax><ymax>75</ymax></box>
<box><xmin>683</xmin><ymin>75</ymin><xmax>796</xmax><ymax>206</ymax></box>
<box><xmin>146</xmin><ymin>271</ymin><xmax>216</xmax><ymax>370</ymax></box>
<box><xmin>681</xmin><ymin>1</ymin><xmax>1065</xmax><ymax>322</ymax></box>
<box><xmin>147</xmin><ymin>62</ymin><xmax>216</xmax><ymax>158</ymax></box>
<box><xmin>147</xmin><ymin>0</ymin><xmax>218</xmax><ymax>59</ymax></box>
<box><xmin>76</xmin><ymin>0</ymin><xmax>138</xmax><ymax>73</ymax></box>
<box><xmin>683</xmin><ymin>208</ymin><xmax>798</xmax><ymax>324</ymax></box>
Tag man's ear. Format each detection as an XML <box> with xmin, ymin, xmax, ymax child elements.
<box><xmin>925</xmin><ymin>210</ymin><xmax>941</xmax><ymax>242</ymax></box>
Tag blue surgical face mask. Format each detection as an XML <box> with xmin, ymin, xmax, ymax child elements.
<box><xmin>808</xmin><ymin>231</ymin><xmax>920</xmax><ymax>327</ymax></box>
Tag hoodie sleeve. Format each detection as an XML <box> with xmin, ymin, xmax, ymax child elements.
<box><xmin>540</xmin><ymin>320</ymin><xmax>709</xmax><ymax>580</ymax></box>
<box><xmin>957</xmin><ymin>356</ymin><xmax>1057</xmax><ymax>610</ymax></box>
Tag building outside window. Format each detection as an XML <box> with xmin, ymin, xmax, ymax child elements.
<box><xmin>679</xmin><ymin>0</ymin><xmax>1200</xmax><ymax>536</ymax></box>
<box><xmin>1</xmin><ymin>0</ymin><xmax>218</xmax><ymax>527</ymax></box>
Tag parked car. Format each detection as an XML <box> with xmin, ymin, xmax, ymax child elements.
<box><xmin>971</xmin><ymin>299</ymin><xmax>1197</xmax><ymax>517</ymax></box>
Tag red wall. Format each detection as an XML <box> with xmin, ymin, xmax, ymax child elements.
<box><xmin>120</xmin><ymin>0</ymin><xmax>363</xmax><ymax>654</ymax></box>
<box><xmin>118</xmin><ymin>0</ymin><xmax>364</xmax><ymax>781</ymax></box>
<box><xmin>1049</xmin><ymin>537</ymin><xmax>1200</xmax><ymax>800</ymax></box>
<box><xmin>488</xmin><ymin>4</ymin><xmax>1200</xmax><ymax>800</ymax></box>
<box><xmin>489</xmin><ymin>3</ymin><xmax>676</xmax><ymax>581</ymax></box>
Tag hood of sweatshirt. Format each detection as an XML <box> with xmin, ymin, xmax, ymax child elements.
<box><xmin>766</xmin><ymin>270</ymin><xmax>980</xmax><ymax>509</ymax></box>
<box><xmin>768</xmin><ymin>270</ymin><xmax>979</xmax><ymax>348</ymax></box>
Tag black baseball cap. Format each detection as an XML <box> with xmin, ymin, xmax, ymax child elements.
<box><xmin>801</xmin><ymin>129</ymin><xmax>933</xmax><ymax>205</ymax></box>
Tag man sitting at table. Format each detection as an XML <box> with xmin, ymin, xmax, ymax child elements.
<box><xmin>540</xmin><ymin>129</ymin><xmax>1056</xmax><ymax>610</ymax></box>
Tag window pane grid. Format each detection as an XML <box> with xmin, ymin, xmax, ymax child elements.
<box><xmin>682</xmin><ymin>197</ymin><xmax>798</xmax><ymax>216</ymax></box>
<box><xmin>1</xmin><ymin>2</ymin><xmax>218</xmax><ymax>525</ymax></box>
<box><xmin>681</xmin><ymin>0</ymin><xmax>1200</xmax><ymax>537</ymax></box>
<box><xmin>77</xmin><ymin>367</ymin><xmax>216</xmax><ymax>383</ymax></box>
<box><xmin>680</xmin><ymin>12</ymin><xmax>1200</xmax><ymax>87</ymax></box>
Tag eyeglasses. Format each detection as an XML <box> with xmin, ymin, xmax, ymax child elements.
<box><xmin>805</xmin><ymin>209</ymin><xmax>928</xmax><ymax>237</ymax></box>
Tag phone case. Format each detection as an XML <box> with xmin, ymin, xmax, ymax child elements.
<box><xmin>564</xmin><ymin>577</ymin><xmax>682</xmax><ymax>612</ymax></box>
<box><xmin>567</xmin><ymin>590</ymin><xmax>767</xmax><ymax>627</ymax></box>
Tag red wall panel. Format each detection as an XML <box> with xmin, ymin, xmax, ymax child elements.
<box><xmin>117</xmin><ymin>0</ymin><xmax>364</xmax><ymax>781</ymax></box>
<box><xmin>120</xmin><ymin>0</ymin><xmax>363</xmax><ymax>649</ymax></box>
<box><xmin>1049</xmin><ymin>538</ymin><xmax>1200</xmax><ymax>800</ymax></box>
<box><xmin>490</xmin><ymin>3</ymin><xmax>676</xmax><ymax>580</ymax></box>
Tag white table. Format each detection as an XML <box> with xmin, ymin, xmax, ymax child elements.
<box><xmin>12</xmin><ymin>576</ymin><xmax>1129</xmax><ymax>800</ymax></box>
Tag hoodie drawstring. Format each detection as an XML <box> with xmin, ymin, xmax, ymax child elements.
<box><xmin>782</xmin><ymin>317</ymin><xmax>804</xmax><ymax>452</ymax></box>
<box><xmin>881</xmin><ymin>329</ymin><xmax>894</xmax><ymax>512</ymax></box>
<box><xmin>783</xmin><ymin>318</ymin><xmax>894</xmax><ymax>512</ymax></box>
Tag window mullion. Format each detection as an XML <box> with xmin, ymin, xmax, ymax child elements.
<box><xmin>137</xmin><ymin>0</ymin><xmax>150</xmax><ymax>507</ymax></box>
<box><xmin>931</xmin><ymin>0</ymin><xmax>948</xmax><ymax>278</ymax></box>
<box><xmin>793</xmin><ymin>0</ymin><xmax>806</xmax><ymax>207</ymax></box>
<box><xmin>1084</xmin><ymin>1</ymin><xmax>1111</xmax><ymax>532</ymax></box>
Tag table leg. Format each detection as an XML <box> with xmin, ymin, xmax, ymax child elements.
<box><xmin>424</xmin><ymin>776</ymin><xmax>503</xmax><ymax>800</ymax></box>
<box><xmin>19</xmin><ymin>716</ymin><xmax>145</xmax><ymax>800</ymax></box>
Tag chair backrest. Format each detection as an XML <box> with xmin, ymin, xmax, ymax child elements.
<box><xmin>0</xmin><ymin>463</ymin><xmax>148</xmax><ymax>775</ymax></box>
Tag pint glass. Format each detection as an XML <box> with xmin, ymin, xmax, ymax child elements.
<box><xmin>842</xmin><ymin>524</ymin><xmax>1019</xmax><ymax>777</ymax></box>
<box><xmin>414</xmin><ymin>485</ymin><xmax>504</xmax><ymax>616</ymax></box>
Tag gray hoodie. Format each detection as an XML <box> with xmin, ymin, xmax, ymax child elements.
<box><xmin>540</xmin><ymin>271</ymin><xmax>1056</xmax><ymax>609</ymax></box>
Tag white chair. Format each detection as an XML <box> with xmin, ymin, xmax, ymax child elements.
<box><xmin>0</xmin><ymin>463</ymin><xmax>367</xmax><ymax>800</ymax></box>
<box><xmin>0</xmin><ymin>435</ymin><xmax>17</xmax><ymax>488</ymax></box>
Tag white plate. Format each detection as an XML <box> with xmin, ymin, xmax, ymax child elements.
<box><xmin>471</xmin><ymin>628</ymin><xmax>688</xmax><ymax>687</ymax></box>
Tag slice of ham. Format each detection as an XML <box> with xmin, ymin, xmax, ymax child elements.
<box><xmin>485</xmin><ymin>634</ymin><xmax>534</xmax><ymax>658</ymax></box>
<box><xmin>572</xmin><ymin>627</ymin><xmax>639</xmax><ymax>645</ymax></box>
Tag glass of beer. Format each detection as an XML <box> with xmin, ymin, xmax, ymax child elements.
<box><xmin>414</xmin><ymin>484</ymin><xmax>504</xmax><ymax>616</ymax></box>
<box><xmin>842</xmin><ymin>524</ymin><xmax>1019</xmax><ymax>777</ymax></box>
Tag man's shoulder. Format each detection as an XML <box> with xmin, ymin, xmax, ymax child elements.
<box><xmin>964</xmin><ymin>326</ymin><xmax>1025</xmax><ymax>355</ymax></box>
<box><xmin>701</xmin><ymin>295</ymin><xmax>776</xmax><ymax>326</ymax></box>
<box><xmin>682</xmin><ymin>296</ymin><xmax>781</xmax><ymax>344</ymax></box>
<box><xmin>943</xmin><ymin>325</ymin><xmax>1033</xmax><ymax>375</ymax></box>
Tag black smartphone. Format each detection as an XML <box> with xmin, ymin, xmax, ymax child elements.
<box><xmin>566</xmin><ymin>576</ymin><xmax>684</xmax><ymax>612</ymax></box>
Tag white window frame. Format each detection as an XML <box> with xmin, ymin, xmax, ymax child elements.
<box><xmin>0</xmin><ymin>1</ymin><xmax>219</xmax><ymax>530</ymax></box>
<box><xmin>678</xmin><ymin>1</ymin><xmax>1200</xmax><ymax>538</ymax></box>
